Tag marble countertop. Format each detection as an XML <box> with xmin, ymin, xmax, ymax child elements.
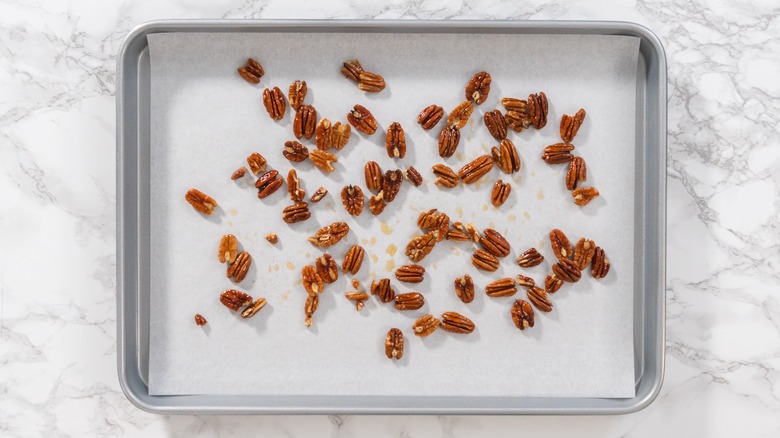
<box><xmin>2</xmin><ymin>0</ymin><xmax>778</xmax><ymax>436</ymax></box>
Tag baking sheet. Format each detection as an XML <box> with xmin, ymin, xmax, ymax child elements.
<box><xmin>147</xmin><ymin>31</ymin><xmax>640</xmax><ymax>398</ymax></box>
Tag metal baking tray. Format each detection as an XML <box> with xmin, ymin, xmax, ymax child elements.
<box><xmin>116</xmin><ymin>19</ymin><xmax>666</xmax><ymax>414</ymax></box>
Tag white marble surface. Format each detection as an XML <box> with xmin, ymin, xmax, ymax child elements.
<box><xmin>1</xmin><ymin>0</ymin><xmax>778</xmax><ymax>436</ymax></box>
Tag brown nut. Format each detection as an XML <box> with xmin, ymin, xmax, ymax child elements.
<box><xmin>454</xmin><ymin>274</ymin><xmax>475</xmax><ymax>303</ymax></box>
<box><xmin>262</xmin><ymin>86</ymin><xmax>286</xmax><ymax>120</ymax></box>
<box><xmin>282</xmin><ymin>202</ymin><xmax>311</xmax><ymax>223</ymax></box>
<box><xmin>194</xmin><ymin>314</ymin><xmax>207</xmax><ymax>326</ymax></box>
<box><xmin>315</xmin><ymin>118</ymin><xmax>333</xmax><ymax>150</ymax></box>
<box><xmin>220</xmin><ymin>289</ymin><xmax>253</xmax><ymax>311</ymax></box>
<box><xmin>517</xmin><ymin>248</ymin><xmax>544</xmax><ymax>268</ymax></box>
<box><xmin>185</xmin><ymin>188</ymin><xmax>217</xmax><ymax>215</ymax></box>
<box><xmin>492</xmin><ymin>139</ymin><xmax>521</xmax><ymax>174</ymax></box>
<box><xmin>385</xmin><ymin>328</ymin><xmax>404</xmax><ymax>359</ymax></box>
<box><xmin>465</xmin><ymin>71</ymin><xmax>491</xmax><ymax>105</ymax></box>
<box><xmin>302</xmin><ymin>265</ymin><xmax>324</xmax><ymax>296</ymax></box>
<box><xmin>308</xmin><ymin>221</ymin><xmax>350</xmax><ymax>247</ymax></box>
<box><xmin>446</xmin><ymin>228</ymin><xmax>470</xmax><ymax>241</ymax></box>
<box><xmin>574</xmin><ymin>238</ymin><xmax>597</xmax><ymax>270</ymax></box>
<box><xmin>501</xmin><ymin>97</ymin><xmax>528</xmax><ymax>113</ymax></box>
<box><xmin>545</xmin><ymin>274</ymin><xmax>563</xmax><ymax>293</ymax></box>
<box><xmin>591</xmin><ymin>246</ymin><xmax>611</xmax><ymax>279</ymax></box>
<box><xmin>293</xmin><ymin>105</ymin><xmax>317</xmax><ymax>140</ymax></box>
<box><xmin>472</xmin><ymin>249</ymin><xmax>499</xmax><ymax>272</ymax></box>
<box><xmin>405</xmin><ymin>166</ymin><xmax>423</xmax><ymax>187</ymax></box>
<box><xmin>485</xmin><ymin>277</ymin><xmax>517</xmax><ymax>297</ymax></box>
<box><xmin>385</xmin><ymin>122</ymin><xmax>406</xmax><ymax>158</ymax></box>
<box><xmin>417</xmin><ymin>209</ymin><xmax>449</xmax><ymax>241</ymax></box>
<box><xmin>309</xmin><ymin>187</ymin><xmax>328</xmax><ymax>202</ymax></box>
<box><xmin>364</xmin><ymin>161</ymin><xmax>383</xmax><ymax>193</ymax></box>
<box><xmin>331</xmin><ymin>122</ymin><xmax>351</xmax><ymax>150</ymax></box>
<box><xmin>283</xmin><ymin>140</ymin><xmax>309</xmax><ymax>162</ymax></box>
<box><xmin>417</xmin><ymin>104</ymin><xmax>444</xmax><ymax>130</ymax></box>
<box><xmin>432</xmin><ymin>163</ymin><xmax>460</xmax><ymax>188</ymax></box>
<box><xmin>241</xmin><ymin>297</ymin><xmax>268</xmax><ymax>319</ymax></box>
<box><xmin>438</xmin><ymin>125</ymin><xmax>461</xmax><ymax>158</ymax></box>
<box><xmin>345</xmin><ymin>291</ymin><xmax>369</xmax><ymax>311</ymax></box>
<box><xmin>527</xmin><ymin>286</ymin><xmax>553</xmax><ymax>312</ymax></box>
<box><xmin>505</xmin><ymin>110</ymin><xmax>533</xmax><ymax>132</ymax></box>
<box><xmin>405</xmin><ymin>231</ymin><xmax>438</xmax><ymax>262</ymax></box>
<box><xmin>237</xmin><ymin>58</ymin><xmax>264</xmax><ymax>84</ymax></box>
<box><xmin>347</xmin><ymin>104</ymin><xmax>378</xmax><ymax>135</ymax></box>
<box><xmin>315</xmin><ymin>253</ymin><xmax>339</xmax><ymax>284</ymax></box>
<box><xmin>528</xmin><ymin>92</ymin><xmax>549</xmax><ymax>129</ymax></box>
<box><xmin>368</xmin><ymin>192</ymin><xmax>388</xmax><ymax>215</ymax></box>
<box><xmin>453</xmin><ymin>221</ymin><xmax>481</xmax><ymax>243</ymax></box>
<box><xmin>550</xmin><ymin>229</ymin><xmax>573</xmax><ymax>261</ymax></box>
<box><xmin>265</xmin><ymin>233</ymin><xmax>278</xmax><ymax>244</ymax></box>
<box><xmin>440</xmin><ymin>311</ymin><xmax>475</xmax><ymax>334</ymax></box>
<box><xmin>560</xmin><ymin>108</ymin><xmax>586</xmax><ymax>142</ymax></box>
<box><xmin>288</xmin><ymin>80</ymin><xmax>307</xmax><ymax>111</ymax></box>
<box><xmin>394</xmin><ymin>292</ymin><xmax>425</xmax><ymax>311</ymax></box>
<box><xmin>226</xmin><ymin>251</ymin><xmax>252</xmax><ymax>283</ymax></box>
<box><xmin>566</xmin><ymin>156</ymin><xmax>587</xmax><ymax>190</ymax></box>
<box><xmin>287</xmin><ymin>169</ymin><xmax>305</xmax><ymax>202</ymax></box>
<box><xmin>358</xmin><ymin>71</ymin><xmax>386</xmax><ymax>93</ymax></box>
<box><xmin>341</xmin><ymin>59</ymin><xmax>364</xmax><ymax>82</ymax></box>
<box><xmin>218</xmin><ymin>234</ymin><xmax>238</xmax><ymax>264</ymax></box>
<box><xmin>304</xmin><ymin>294</ymin><xmax>319</xmax><ymax>327</ymax></box>
<box><xmin>371</xmin><ymin>278</ymin><xmax>395</xmax><ymax>303</ymax></box>
<box><xmin>491</xmin><ymin>179</ymin><xmax>511</xmax><ymax>207</ymax></box>
<box><xmin>340</xmin><ymin>185</ymin><xmax>365</xmax><ymax>216</ymax></box>
<box><xmin>480</xmin><ymin>229</ymin><xmax>510</xmax><ymax>258</ymax></box>
<box><xmin>395</xmin><ymin>264</ymin><xmax>425</xmax><ymax>283</ymax></box>
<box><xmin>231</xmin><ymin>167</ymin><xmax>246</xmax><ymax>180</ymax></box>
<box><xmin>447</xmin><ymin>100</ymin><xmax>474</xmax><ymax>129</ymax></box>
<box><xmin>542</xmin><ymin>143</ymin><xmax>575</xmax><ymax>164</ymax></box>
<box><xmin>484</xmin><ymin>109</ymin><xmax>507</xmax><ymax>140</ymax></box>
<box><xmin>255</xmin><ymin>170</ymin><xmax>283</xmax><ymax>198</ymax></box>
<box><xmin>381</xmin><ymin>169</ymin><xmax>403</xmax><ymax>203</ymax></box>
<box><xmin>342</xmin><ymin>244</ymin><xmax>366</xmax><ymax>275</ymax></box>
<box><xmin>458</xmin><ymin>155</ymin><xmax>494</xmax><ymax>184</ymax></box>
<box><xmin>309</xmin><ymin>149</ymin><xmax>338</xmax><ymax>172</ymax></box>
<box><xmin>511</xmin><ymin>299</ymin><xmax>535</xmax><ymax>330</ymax></box>
<box><xmin>573</xmin><ymin>187</ymin><xmax>600</xmax><ymax>206</ymax></box>
<box><xmin>412</xmin><ymin>314</ymin><xmax>441</xmax><ymax>337</ymax></box>
<box><xmin>516</xmin><ymin>274</ymin><xmax>536</xmax><ymax>288</ymax></box>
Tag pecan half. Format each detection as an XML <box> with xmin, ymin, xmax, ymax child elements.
<box><xmin>283</xmin><ymin>140</ymin><xmax>309</xmax><ymax>162</ymax></box>
<box><xmin>542</xmin><ymin>143</ymin><xmax>575</xmax><ymax>164</ymax></box>
<box><xmin>310</xmin><ymin>187</ymin><xmax>328</xmax><ymax>202</ymax></box>
<box><xmin>342</xmin><ymin>244</ymin><xmax>366</xmax><ymax>275</ymax></box>
<box><xmin>368</xmin><ymin>192</ymin><xmax>387</xmax><ymax>215</ymax></box>
<box><xmin>472</xmin><ymin>249</ymin><xmax>499</xmax><ymax>272</ymax></box>
<box><xmin>265</xmin><ymin>233</ymin><xmax>278</xmax><ymax>244</ymax></box>
<box><xmin>394</xmin><ymin>292</ymin><xmax>424</xmax><ymax>310</ymax></box>
<box><xmin>302</xmin><ymin>265</ymin><xmax>324</xmax><ymax>295</ymax></box>
<box><xmin>237</xmin><ymin>58</ymin><xmax>264</xmax><ymax>84</ymax></box>
<box><xmin>304</xmin><ymin>294</ymin><xmax>319</xmax><ymax>327</ymax></box>
<box><xmin>185</xmin><ymin>188</ymin><xmax>217</xmax><ymax>214</ymax></box>
<box><xmin>255</xmin><ymin>170</ymin><xmax>284</xmax><ymax>198</ymax></box>
<box><xmin>441</xmin><ymin>311</ymin><xmax>475</xmax><ymax>333</ymax></box>
<box><xmin>293</xmin><ymin>105</ymin><xmax>317</xmax><ymax>139</ymax></box>
<box><xmin>517</xmin><ymin>248</ymin><xmax>544</xmax><ymax>267</ymax></box>
<box><xmin>395</xmin><ymin>264</ymin><xmax>425</xmax><ymax>283</ymax></box>
<box><xmin>528</xmin><ymin>92</ymin><xmax>549</xmax><ymax>129</ymax></box>
<box><xmin>527</xmin><ymin>286</ymin><xmax>553</xmax><ymax>312</ymax></box>
<box><xmin>446</xmin><ymin>228</ymin><xmax>470</xmax><ymax>241</ymax></box>
<box><xmin>517</xmin><ymin>274</ymin><xmax>535</xmax><ymax>288</ymax></box>
<box><xmin>591</xmin><ymin>246</ymin><xmax>611</xmax><ymax>279</ymax></box>
<box><xmin>480</xmin><ymin>229</ymin><xmax>510</xmax><ymax>258</ymax></box>
<box><xmin>315</xmin><ymin>118</ymin><xmax>333</xmax><ymax>150</ymax></box>
<box><xmin>262</xmin><ymin>86</ymin><xmax>286</xmax><ymax>120</ymax></box>
<box><xmin>282</xmin><ymin>202</ymin><xmax>311</xmax><ymax>223</ymax></box>
<box><xmin>405</xmin><ymin>166</ymin><xmax>423</xmax><ymax>187</ymax></box>
<box><xmin>241</xmin><ymin>297</ymin><xmax>268</xmax><ymax>319</ymax></box>
<box><xmin>220</xmin><ymin>289</ymin><xmax>252</xmax><ymax>311</ymax></box>
<box><xmin>345</xmin><ymin>291</ymin><xmax>369</xmax><ymax>311</ymax></box>
<box><xmin>484</xmin><ymin>110</ymin><xmax>507</xmax><ymax>140</ymax></box>
<box><xmin>550</xmin><ymin>229</ymin><xmax>573</xmax><ymax>261</ymax></box>
<box><xmin>405</xmin><ymin>231</ymin><xmax>438</xmax><ymax>262</ymax></box>
<box><xmin>358</xmin><ymin>71</ymin><xmax>386</xmax><ymax>93</ymax></box>
<box><xmin>573</xmin><ymin>187</ymin><xmax>600</xmax><ymax>206</ymax></box>
<box><xmin>465</xmin><ymin>71</ymin><xmax>491</xmax><ymax>105</ymax></box>
<box><xmin>501</xmin><ymin>97</ymin><xmax>528</xmax><ymax>113</ymax></box>
<box><xmin>574</xmin><ymin>238</ymin><xmax>597</xmax><ymax>270</ymax></box>
<box><xmin>412</xmin><ymin>314</ymin><xmax>441</xmax><ymax>337</ymax></box>
<box><xmin>485</xmin><ymin>277</ymin><xmax>517</xmax><ymax>297</ymax></box>
<box><xmin>218</xmin><ymin>234</ymin><xmax>238</xmax><ymax>264</ymax></box>
<box><xmin>491</xmin><ymin>179</ymin><xmax>511</xmax><ymax>207</ymax></box>
<box><xmin>287</xmin><ymin>169</ymin><xmax>305</xmax><ymax>202</ymax></box>
<box><xmin>458</xmin><ymin>155</ymin><xmax>494</xmax><ymax>184</ymax></box>
<box><xmin>341</xmin><ymin>59</ymin><xmax>364</xmax><ymax>82</ymax></box>
<box><xmin>308</xmin><ymin>222</ymin><xmax>350</xmax><ymax>247</ymax></box>
<box><xmin>492</xmin><ymin>139</ymin><xmax>521</xmax><ymax>174</ymax></box>
<box><xmin>432</xmin><ymin>164</ymin><xmax>459</xmax><ymax>188</ymax></box>
<box><xmin>254</xmin><ymin>168</ymin><xmax>277</xmax><ymax>186</ymax></box>
<box><xmin>560</xmin><ymin>108</ymin><xmax>586</xmax><ymax>142</ymax></box>
<box><xmin>545</xmin><ymin>274</ymin><xmax>563</xmax><ymax>293</ymax></box>
<box><xmin>309</xmin><ymin>149</ymin><xmax>337</xmax><ymax>172</ymax></box>
<box><xmin>364</xmin><ymin>161</ymin><xmax>383</xmax><ymax>193</ymax></box>
<box><xmin>453</xmin><ymin>221</ymin><xmax>480</xmax><ymax>243</ymax></box>
<box><xmin>454</xmin><ymin>274</ymin><xmax>475</xmax><ymax>303</ymax></box>
<box><xmin>331</xmin><ymin>122</ymin><xmax>351</xmax><ymax>150</ymax></box>
<box><xmin>347</xmin><ymin>104</ymin><xmax>377</xmax><ymax>135</ymax></box>
<box><xmin>194</xmin><ymin>314</ymin><xmax>207</xmax><ymax>326</ymax></box>
<box><xmin>288</xmin><ymin>80</ymin><xmax>307</xmax><ymax>111</ymax></box>
<box><xmin>417</xmin><ymin>209</ymin><xmax>448</xmax><ymax>240</ymax></box>
<box><xmin>231</xmin><ymin>167</ymin><xmax>246</xmax><ymax>180</ymax></box>
<box><xmin>315</xmin><ymin>254</ymin><xmax>339</xmax><ymax>284</ymax></box>
<box><xmin>566</xmin><ymin>156</ymin><xmax>587</xmax><ymax>190</ymax></box>
<box><xmin>340</xmin><ymin>185</ymin><xmax>364</xmax><ymax>216</ymax></box>
<box><xmin>371</xmin><ymin>278</ymin><xmax>395</xmax><ymax>303</ymax></box>
<box><xmin>226</xmin><ymin>251</ymin><xmax>252</xmax><ymax>283</ymax></box>
<box><xmin>385</xmin><ymin>328</ymin><xmax>404</xmax><ymax>359</ymax></box>
<box><xmin>438</xmin><ymin>125</ymin><xmax>461</xmax><ymax>158</ymax></box>
<box><xmin>385</xmin><ymin>122</ymin><xmax>406</xmax><ymax>158</ymax></box>
<box><xmin>447</xmin><ymin>100</ymin><xmax>474</xmax><ymax>129</ymax></box>
<box><xmin>505</xmin><ymin>110</ymin><xmax>533</xmax><ymax>132</ymax></box>
<box><xmin>511</xmin><ymin>300</ymin><xmax>535</xmax><ymax>330</ymax></box>
<box><xmin>417</xmin><ymin>104</ymin><xmax>444</xmax><ymax>130</ymax></box>
<box><xmin>381</xmin><ymin>169</ymin><xmax>403</xmax><ymax>203</ymax></box>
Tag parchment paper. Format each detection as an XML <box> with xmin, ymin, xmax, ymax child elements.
<box><xmin>147</xmin><ymin>31</ymin><xmax>640</xmax><ymax>398</ymax></box>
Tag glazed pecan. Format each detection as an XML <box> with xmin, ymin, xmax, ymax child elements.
<box><xmin>573</xmin><ymin>187</ymin><xmax>600</xmax><ymax>206</ymax></box>
<box><xmin>484</xmin><ymin>110</ymin><xmax>507</xmax><ymax>140</ymax></box>
<box><xmin>255</xmin><ymin>170</ymin><xmax>284</xmax><ymax>198</ymax></box>
<box><xmin>262</xmin><ymin>86</ymin><xmax>286</xmax><ymax>120</ymax></box>
<box><xmin>309</xmin><ymin>149</ymin><xmax>337</xmax><ymax>172</ymax></box>
<box><xmin>341</xmin><ymin>59</ymin><xmax>364</xmax><ymax>83</ymax></box>
<box><xmin>345</xmin><ymin>291</ymin><xmax>369</xmax><ymax>311</ymax></box>
<box><xmin>310</xmin><ymin>187</ymin><xmax>328</xmax><ymax>202</ymax></box>
<box><xmin>417</xmin><ymin>209</ymin><xmax>449</xmax><ymax>241</ymax></box>
<box><xmin>283</xmin><ymin>140</ymin><xmax>309</xmax><ymax>162</ymax></box>
<box><xmin>516</xmin><ymin>274</ymin><xmax>535</xmax><ymax>288</ymax></box>
<box><xmin>340</xmin><ymin>185</ymin><xmax>364</xmax><ymax>216</ymax></box>
<box><xmin>304</xmin><ymin>294</ymin><xmax>319</xmax><ymax>327</ymax></box>
<box><xmin>315</xmin><ymin>118</ymin><xmax>333</xmax><ymax>150</ymax></box>
<box><xmin>347</xmin><ymin>104</ymin><xmax>377</xmax><ymax>135</ymax></box>
<box><xmin>293</xmin><ymin>105</ymin><xmax>317</xmax><ymax>140</ymax></box>
<box><xmin>395</xmin><ymin>264</ymin><xmax>425</xmax><ymax>283</ymax></box>
<box><xmin>302</xmin><ymin>265</ymin><xmax>324</xmax><ymax>295</ymax></box>
<box><xmin>591</xmin><ymin>246</ymin><xmax>610</xmax><ymax>279</ymax></box>
<box><xmin>231</xmin><ymin>167</ymin><xmax>246</xmax><ymax>180</ymax></box>
<box><xmin>458</xmin><ymin>155</ymin><xmax>494</xmax><ymax>184</ymax></box>
<box><xmin>491</xmin><ymin>139</ymin><xmax>521</xmax><ymax>174</ymax></box>
<box><xmin>511</xmin><ymin>300</ymin><xmax>535</xmax><ymax>330</ymax></box>
<box><xmin>405</xmin><ymin>231</ymin><xmax>438</xmax><ymax>262</ymax></box>
<box><xmin>394</xmin><ymin>292</ymin><xmax>424</xmax><ymax>311</ymax></box>
<box><xmin>517</xmin><ymin>248</ymin><xmax>544</xmax><ymax>267</ymax></box>
<box><xmin>237</xmin><ymin>58</ymin><xmax>264</xmax><ymax>84</ymax></box>
<box><xmin>417</xmin><ymin>104</ymin><xmax>444</xmax><ymax>130</ymax></box>
<box><xmin>480</xmin><ymin>229</ymin><xmax>510</xmax><ymax>258</ymax></box>
<box><xmin>527</xmin><ymin>286</ymin><xmax>553</xmax><ymax>312</ymax></box>
<box><xmin>265</xmin><ymin>233</ymin><xmax>278</xmax><ymax>244</ymax></box>
<box><xmin>308</xmin><ymin>222</ymin><xmax>350</xmax><ymax>247</ymax></box>
<box><xmin>194</xmin><ymin>314</ymin><xmax>207</xmax><ymax>326</ymax></box>
<box><xmin>218</xmin><ymin>234</ymin><xmax>238</xmax><ymax>264</ymax></box>
<box><xmin>550</xmin><ymin>229</ymin><xmax>573</xmax><ymax>261</ymax></box>
<box><xmin>472</xmin><ymin>249</ymin><xmax>499</xmax><ymax>272</ymax></box>
<box><xmin>545</xmin><ymin>274</ymin><xmax>563</xmax><ymax>293</ymax></box>
<box><xmin>447</xmin><ymin>100</ymin><xmax>474</xmax><ymax>129</ymax></box>
<box><xmin>441</xmin><ymin>311</ymin><xmax>475</xmax><ymax>333</ymax></box>
<box><xmin>505</xmin><ymin>110</ymin><xmax>533</xmax><ymax>132</ymax></box>
<box><xmin>465</xmin><ymin>71</ymin><xmax>491</xmax><ymax>105</ymax></box>
<box><xmin>412</xmin><ymin>314</ymin><xmax>441</xmax><ymax>337</ymax></box>
<box><xmin>371</xmin><ymin>277</ymin><xmax>395</xmax><ymax>303</ymax></box>
<box><xmin>385</xmin><ymin>328</ymin><xmax>404</xmax><ymax>360</ymax></box>
<box><xmin>364</xmin><ymin>161</ymin><xmax>383</xmax><ymax>193</ymax></box>
<box><xmin>220</xmin><ymin>289</ymin><xmax>252</xmax><ymax>311</ymax></box>
<box><xmin>454</xmin><ymin>274</ymin><xmax>475</xmax><ymax>303</ymax></box>
<box><xmin>528</xmin><ymin>92</ymin><xmax>549</xmax><ymax>129</ymax></box>
<box><xmin>574</xmin><ymin>238</ymin><xmax>596</xmax><ymax>270</ymax></box>
<box><xmin>342</xmin><ymin>244</ymin><xmax>366</xmax><ymax>275</ymax></box>
<box><xmin>368</xmin><ymin>192</ymin><xmax>387</xmax><ymax>215</ymax></box>
<box><xmin>381</xmin><ymin>169</ymin><xmax>403</xmax><ymax>203</ymax></box>
<box><xmin>385</xmin><ymin>122</ymin><xmax>406</xmax><ymax>158</ymax></box>
<box><xmin>226</xmin><ymin>251</ymin><xmax>252</xmax><ymax>283</ymax></box>
<box><xmin>560</xmin><ymin>108</ymin><xmax>586</xmax><ymax>143</ymax></box>
<box><xmin>185</xmin><ymin>188</ymin><xmax>217</xmax><ymax>214</ymax></box>
<box><xmin>437</xmin><ymin>125</ymin><xmax>461</xmax><ymax>158</ymax></box>
<box><xmin>288</xmin><ymin>80</ymin><xmax>307</xmax><ymax>111</ymax></box>
<box><xmin>287</xmin><ymin>169</ymin><xmax>305</xmax><ymax>202</ymax></box>
<box><xmin>432</xmin><ymin>164</ymin><xmax>459</xmax><ymax>188</ymax></box>
<box><xmin>358</xmin><ymin>71</ymin><xmax>386</xmax><ymax>93</ymax></box>
<box><xmin>542</xmin><ymin>143</ymin><xmax>575</xmax><ymax>164</ymax></box>
<box><xmin>405</xmin><ymin>166</ymin><xmax>423</xmax><ymax>187</ymax></box>
<box><xmin>566</xmin><ymin>156</ymin><xmax>587</xmax><ymax>190</ymax></box>
<box><xmin>501</xmin><ymin>97</ymin><xmax>528</xmax><ymax>113</ymax></box>
<box><xmin>316</xmin><ymin>253</ymin><xmax>339</xmax><ymax>284</ymax></box>
<box><xmin>485</xmin><ymin>277</ymin><xmax>517</xmax><ymax>297</ymax></box>
<box><xmin>241</xmin><ymin>297</ymin><xmax>268</xmax><ymax>319</ymax></box>
<box><xmin>446</xmin><ymin>228</ymin><xmax>470</xmax><ymax>241</ymax></box>
<box><xmin>331</xmin><ymin>122</ymin><xmax>351</xmax><ymax>150</ymax></box>
<box><xmin>491</xmin><ymin>179</ymin><xmax>511</xmax><ymax>207</ymax></box>
<box><xmin>282</xmin><ymin>202</ymin><xmax>311</xmax><ymax>223</ymax></box>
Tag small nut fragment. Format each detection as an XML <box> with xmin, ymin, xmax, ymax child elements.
<box><xmin>283</xmin><ymin>140</ymin><xmax>309</xmax><ymax>162</ymax></box>
<box><xmin>194</xmin><ymin>314</ymin><xmax>207</xmax><ymax>326</ymax></box>
<box><xmin>573</xmin><ymin>187</ymin><xmax>600</xmax><ymax>206</ymax></box>
<box><xmin>545</xmin><ymin>274</ymin><xmax>563</xmax><ymax>293</ymax></box>
<box><xmin>492</xmin><ymin>139</ymin><xmax>521</xmax><ymax>174</ymax></box>
<box><xmin>345</xmin><ymin>291</ymin><xmax>369</xmax><ymax>311</ymax></box>
<box><xmin>309</xmin><ymin>149</ymin><xmax>338</xmax><ymax>172</ymax></box>
<box><xmin>358</xmin><ymin>71</ymin><xmax>386</xmax><ymax>93</ymax></box>
<box><xmin>262</xmin><ymin>86</ymin><xmax>286</xmax><ymax>120</ymax></box>
<box><xmin>310</xmin><ymin>187</ymin><xmax>328</xmax><ymax>202</ymax></box>
<box><xmin>454</xmin><ymin>275</ymin><xmax>475</xmax><ymax>303</ymax></box>
<box><xmin>247</xmin><ymin>152</ymin><xmax>268</xmax><ymax>174</ymax></box>
<box><xmin>573</xmin><ymin>238</ymin><xmax>597</xmax><ymax>270</ymax></box>
<box><xmin>185</xmin><ymin>188</ymin><xmax>217</xmax><ymax>214</ymax></box>
<box><xmin>501</xmin><ymin>97</ymin><xmax>528</xmax><ymax>113</ymax></box>
<box><xmin>394</xmin><ymin>292</ymin><xmax>425</xmax><ymax>311</ymax></box>
<box><xmin>566</xmin><ymin>156</ymin><xmax>587</xmax><ymax>190</ymax></box>
<box><xmin>385</xmin><ymin>122</ymin><xmax>407</xmax><ymax>158</ymax></box>
<box><xmin>231</xmin><ymin>167</ymin><xmax>246</xmax><ymax>180</ymax></box>
<box><xmin>485</xmin><ymin>277</ymin><xmax>517</xmax><ymax>297</ymax></box>
<box><xmin>417</xmin><ymin>104</ymin><xmax>444</xmax><ymax>130</ymax></box>
<box><xmin>340</xmin><ymin>185</ymin><xmax>365</xmax><ymax>216</ymax></box>
<box><xmin>282</xmin><ymin>202</ymin><xmax>311</xmax><ymax>224</ymax></box>
<box><xmin>527</xmin><ymin>92</ymin><xmax>549</xmax><ymax>129</ymax></box>
<box><xmin>491</xmin><ymin>179</ymin><xmax>511</xmax><ymax>207</ymax></box>
<box><xmin>342</xmin><ymin>244</ymin><xmax>366</xmax><ymax>275</ymax></box>
<box><xmin>371</xmin><ymin>278</ymin><xmax>395</xmax><ymax>303</ymax></box>
<box><xmin>480</xmin><ymin>229</ymin><xmax>510</xmax><ymax>258</ymax></box>
<box><xmin>465</xmin><ymin>71</ymin><xmax>491</xmax><ymax>105</ymax></box>
<box><xmin>560</xmin><ymin>108</ymin><xmax>586</xmax><ymax>143</ymax></box>
<box><xmin>385</xmin><ymin>328</ymin><xmax>404</xmax><ymax>360</ymax></box>
<box><xmin>395</xmin><ymin>264</ymin><xmax>425</xmax><ymax>283</ymax></box>
<box><xmin>241</xmin><ymin>297</ymin><xmax>268</xmax><ymax>319</ymax></box>
<box><xmin>341</xmin><ymin>59</ymin><xmax>364</xmax><ymax>82</ymax></box>
<box><xmin>405</xmin><ymin>166</ymin><xmax>423</xmax><ymax>187</ymax></box>
<box><xmin>432</xmin><ymin>164</ymin><xmax>459</xmax><ymax>188</ymax></box>
<box><xmin>405</xmin><ymin>231</ymin><xmax>438</xmax><ymax>262</ymax></box>
<box><xmin>484</xmin><ymin>110</ymin><xmax>507</xmax><ymax>140</ymax></box>
<box><xmin>550</xmin><ymin>229</ymin><xmax>573</xmax><ymax>261</ymax></box>
<box><xmin>368</xmin><ymin>192</ymin><xmax>387</xmax><ymax>215</ymax></box>
<box><xmin>446</xmin><ymin>228</ymin><xmax>470</xmax><ymax>241</ymax></box>
<box><xmin>381</xmin><ymin>170</ymin><xmax>404</xmax><ymax>203</ymax></box>
<box><xmin>438</xmin><ymin>125</ymin><xmax>461</xmax><ymax>158</ymax></box>
<box><xmin>505</xmin><ymin>110</ymin><xmax>533</xmax><ymax>132</ymax></box>
<box><xmin>287</xmin><ymin>169</ymin><xmax>305</xmax><ymax>202</ymax></box>
<box><xmin>316</xmin><ymin>253</ymin><xmax>339</xmax><ymax>284</ymax></box>
<box><xmin>304</xmin><ymin>294</ymin><xmax>319</xmax><ymax>327</ymax></box>
<box><xmin>220</xmin><ymin>289</ymin><xmax>253</xmax><ymax>311</ymax></box>
<box><xmin>458</xmin><ymin>155</ymin><xmax>494</xmax><ymax>184</ymax></box>
<box><xmin>315</xmin><ymin>118</ymin><xmax>333</xmax><ymax>150</ymax></box>
<box><xmin>308</xmin><ymin>222</ymin><xmax>350</xmax><ymax>247</ymax></box>
<box><xmin>516</xmin><ymin>274</ymin><xmax>535</xmax><ymax>288</ymax></box>
<box><xmin>471</xmin><ymin>249</ymin><xmax>499</xmax><ymax>272</ymax></box>
<box><xmin>226</xmin><ymin>251</ymin><xmax>252</xmax><ymax>283</ymax></box>
<box><xmin>527</xmin><ymin>286</ymin><xmax>553</xmax><ymax>312</ymax></box>
<box><xmin>412</xmin><ymin>314</ymin><xmax>441</xmax><ymax>337</ymax></box>
<box><xmin>237</xmin><ymin>58</ymin><xmax>264</xmax><ymax>84</ymax></box>
<box><xmin>542</xmin><ymin>143</ymin><xmax>575</xmax><ymax>164</ymax></box>
<box><xmin>591</xmin><ymin>246</ymin><xmax>611</xmax><ymax>279</ymax></box>
<box><xmin>511</xmin><ymin>300</ymin><xmax>535</xmax><ymax>330</ymax></box>
<box><xmin>517</xmin><ymin>248</ymin><xmax>544</xmax><ymax>268</ymax></box>
<box><xmin>293</xmin><ymin>105</ymin><xmax>317</xmax><ymax>140</ymax></box>
<box><xmin>454</xmin><ymin>221</ymin><xmax>481</xmax><ymax>243</ymax></box>
<box><xmin>364</xmin><ymin>161</ymin><xmax>383</xmax><ymax>193</ymax></box>
<box><xmin>255</xmin><ymin>170</ymin><xmax>284</xmax><ymax>198</ymax></box>
<box><xmin>218</xmin><ymin>234</ymin><xmax>238</xmax><ymax>264</ymax></box>
<box><xmin>331</xmin><ymin>122</ymin><xmax>351</xmax><ymax>150</ymax></box>
<box><xmin>265</xmin><ymin>233</ymin><xmax>278</xmax><ymax>244</ymax></box>
<box><xmin>347</xmin><ymin>104</ymin><xmax>378</xmax><ymax>135</ymax></box>
<box><xmin>288</xmin><ymin>80</ymin><xmax>307</xmax><ymax>111</ymax></box>
<box><xmin>440</xmin><ymin>311</ymin><xmax>475</xmax><ymax>334</ymax></box>
<box><xmin>301</xmin><ymin>265</ymin><xmax>324</xmax><ymax>295</ymax></box>
<box><xmin>447</xmin><ymin>100</ymin><xmax>474</xmax><ymax>129</ymax></box>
